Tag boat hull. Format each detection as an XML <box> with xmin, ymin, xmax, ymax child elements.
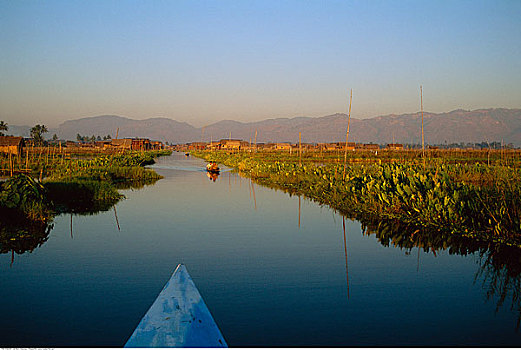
<box><xmin>125</xmin><ymin>264</ymin><xmax>227</xmax><ymax>348</ymax></box>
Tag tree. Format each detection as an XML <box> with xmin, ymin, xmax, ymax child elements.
<box><xmin>30</xmin><ymin>124</ymin><xmax>48</xmax><ymax>146</ymax></box>
<box><xmin>52</xmin><ymin>134</ymin><xmax>58</xmax><ymax>141</ymax></box>
<box><xmin>77</xmin><ymin>133</ymin><xmax>82</xmax><ymax>142</ymax></box>
<box><xmin>96</xmin><ymin>135</ymin><xmax>101</xmax><ymax>141</ymax></box>
<box><xmin>0</xmin><ymin>121</ymin><xmax>8</xmax><ymax>136</ymax></box>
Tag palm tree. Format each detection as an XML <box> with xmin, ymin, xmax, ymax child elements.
<box><xmin>30</xmin><ymin>124</ymin><xmax>48</xmax><ymax>146</ymax></box>
<box><xmin>0</xmin><ymin>121</ymin><xmax>8</xmax><ymax>136</ymax></box>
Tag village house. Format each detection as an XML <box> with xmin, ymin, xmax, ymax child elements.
<box><xmin>151</xmin><ymin>141</ymin><xmax>164</xmax><ymax>150</ymax></box>
<box><xmin>206</xmin><ymin>142</ymin><xmax>221</xmax><ymax>150</ymax></box>
<box><xmin>131</xmin><ymin>138</ymin><xmax>151</xmax><ymax>151</ymax></box>
<box><xmin>294</xmin><ymin>143</ymin><xmax>316</xmax><ymax>151</ymax></box>
<box><xmin>320</xmin><ymin>142</ymin><xmax>355</xmax><ymax>151</ymax></box>
<box><xmin>220</xmin><ymin>139</ymin><xmax>242</xmax><ymax>150</ymax></box>
<box><xmin>260</xmin><ymin>143</ymin><xmax>276</xmax><ymax>150</ymax></box>
<box><xmin>357</xmin><ymin>143</ymin><xmax>380</xmax><ymax>150</ymax></box>
<box><xmin>111</xmin><ymin>138</ymin><xmax>133</xmax><ymax>150</ymax></box>
<box><xmin>0</xmin><ymin>136</ymin><xmax>24</xmax><ymax>155</ymax></box>
<box><xmin>189</xmin><ymin>142</ymin><xmax>208</xmax><ymax>150</ymax></box>
<box><xmin>95</xmin><ymin>140</ymin><xmax>112</xmax><ymax>149</ymax></box>
<box><xmin>323</xmin><ymin>143</ymin><xmax>340</xmax><ymax>151</ymax></box>
<box><xmin>275</xmin><ymin>143</ymin><xmax>291</xmax><ymax>151</ymax></box>
<box><xmin>386</xmin><ymin>143</ymin><xmax>404</xmax><ymax>150</ymax></box>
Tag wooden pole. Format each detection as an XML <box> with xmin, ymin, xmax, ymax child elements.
<box><xmin>421</xmin><ymin>85</ymin><xmax>425</xmax><ymax>168</ymax></box>
<box><xmin>298</xmin><ymin>195</ymin><xmax>301</xmax><ymax>229</ymax></box>
<box><xmin>343</xmin><ymin>89</ymin><xmax>353</xmax><ymax>179</ymax></box>
<box><xmin>254</xmin><ymin>129</ymin><xmax>258</xmax><ymax>153</ymax></box>
<box><xmin>299</xmin><ymin>132</ymin><xmax>302</xmax><ymax>166</ymax></box>
<box><xmin>251</xmin><ymin>179</ymin><xmax>257</xmax><ymax>210</ymax></box>
<box><xmin>342</xmin><ymin>216</ymin><xmax>350</xmax><ymax>299</ymax></box>
<box><xmin>9</xmin><ymin>149</ymin><xmax>13</xmax><ymax>177</ymax></box>
<box><xmin>114</xmin><ymin>206</ymin><xmax>121</xmax><ymax>231</ymax></box>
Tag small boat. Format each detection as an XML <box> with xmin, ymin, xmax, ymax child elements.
<box><xmin>206</xmin><ymin>162</ymin><xmax>220</xmax><ymax>173</ymax></box>
<box><xmin>125</xmin><ymin>264</ymin><xmax>227</xmax><ymax>348</ymax></box>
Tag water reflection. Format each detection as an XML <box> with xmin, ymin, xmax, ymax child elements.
<box><xmin>248</xmin><ymin>172</ymin><xmax>521</xmax><ymax>331</ymax></box>
<box><xmin>0</xmin><ymin>211</ymin><xmax>54</xmax><ymax>266</ymax></box>
<box><xmin>360</xmin><ymin>219</ymin><xmax>521</xmax><ymax>329</ymax></box>
<box><xmin>206</xmin><ymin>171</ymin><xmax>219</xmax><ymax>182</ymax></box>
<box><xmin>1</xmin><ymin>178</ymin><xmax>157</xmax><ymax>264</ymax></box>
<box><xmin>342</xmin><ymin>216</ymin><xmax>350</xmax><ymax>299</ymax></box>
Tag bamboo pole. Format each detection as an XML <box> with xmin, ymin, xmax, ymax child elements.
<box><xmin>9</xmin><ymin>149</ymin><xmax>13</xmax><ymax>177</ymax></box>
<box><xmin>254</xmin><ymin>129</ymin><xmax>258</xmax><ymax>153</ymax></box>
<box><xmin>420</xmin><ymin>85</ymin><xmax>425</xmax><ymax>168</ymax></box>
<box><xmin>299</xmin><ymin>132</ymin><xmax>302</xmax><ymax>166</ymax></box>
<box><xmin>114</xmin><ymin>206</ymin><xmax>120</xmax><ymax>231</ymax></box>
<box><xmin>342</xmin><ymin>216</ymin><xmax>349</xmax><ymax>299</ymax></box>
<box><xmin>343</xmin><ymin>89</ymin><xmax>353</xmax><ymax>179</ymax></box>
<box><xmin>251</xmin><ymin>179</ymin><xmax>257</xmax><ymax>210</ymax></box>
<box><xmin>298</xmin><ymin>195</ymin><xmax>301</xmax><ymax>229</ymax></box>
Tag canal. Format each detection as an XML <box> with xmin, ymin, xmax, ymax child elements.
<box><xmin>0</xmin><ymin>152</ymin><xmax>520</xmax><ymax>346</ymax></box>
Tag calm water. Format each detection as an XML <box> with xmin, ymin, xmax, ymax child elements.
<box><xmin>1</xmin><ymin>153</ymin><xmax>520</xmax><ymax>346</ymax></box>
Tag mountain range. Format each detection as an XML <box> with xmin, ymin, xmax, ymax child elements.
<box><xmin>5</xmin><ymin>108</ymin><xmax>521</xmax><ymax>146</ymax></box>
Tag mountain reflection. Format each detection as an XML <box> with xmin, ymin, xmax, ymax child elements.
<box><xmin>360</xmin><ymin>219</ymin><xmax>521</xmax><ymax>329</ymax></box>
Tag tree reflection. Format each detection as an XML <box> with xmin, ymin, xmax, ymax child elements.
<box><xmin>0</xmin><ymin>210</ymin><xmax>54</xmax><ymax>265</ymax></box>
<box><xmin>1</xmin><ymin>178</ymin><xmax>158</xmax><ymax>263</ymax></box>
<box><xmin>360</xmin><ymin>219</ymin><xmax>521</xmax><ymax>329</ymax></box>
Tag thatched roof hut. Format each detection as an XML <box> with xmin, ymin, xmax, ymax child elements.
<box><xmin>0</xmin><ymin>136</ymin><xmax>24</xmax><ymax>155</ymax></box>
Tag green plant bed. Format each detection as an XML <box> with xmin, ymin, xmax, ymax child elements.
<box><xmin>193</xmin><ymin>150</ymin><xmax>521</xmax><ymax>247</ymax></box>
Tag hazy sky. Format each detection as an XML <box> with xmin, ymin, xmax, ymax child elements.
<box><xmin>1</xmin><ymin>0</ymin><xmax>520</xmax><ymax>128</ymax></box>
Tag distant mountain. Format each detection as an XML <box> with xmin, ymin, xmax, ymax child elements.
<box><xmin>56</xmin><ymin>115</ymin><xmax>199</xmax><ymax>143</ymax></box>
<box><xmin>3</xmin><ymin>124</ymin><xmax>31</xmax><ymax>137</ymax></box>
<box><xmin>6</xmin><ymin>108</ymin><xmax>521</xmax><ymax>146</ymax></box>
<box><xmin>203</xmin><ymin>108</ymin><xmax>521</xmax><ymax>146</ymax></box>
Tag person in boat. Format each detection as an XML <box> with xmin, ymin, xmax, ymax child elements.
<box><xmin>206</xmin><ymin>161</ymin><xmax>219</xmax><ymax>172</ymax></box>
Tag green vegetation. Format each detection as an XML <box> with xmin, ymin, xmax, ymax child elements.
<box><xmin>30</xmin><ymin>124</ymin><xmax>48</xmax><ymax>146</ymax></box>
<box><xmin>0</xmin><ymin>148</ymin><xmax>170</xmax><ymax>259</ymax></box>
<box><xmin>76</xmin><ymin>133</ymin><xmax>112</xmax><ymax>141</ymax></box>
<box><xmin>0</xmin><ymin>121</ymin><xmax>7</xmax><ymax>136</ymax></box>
<box><xmin>0</xmin><ymin>150</ymin><xmax>171</xmax><ymax>250</ymax></box>
<box><xmin>193</xmin><ymin>150</ymin><xmax>521</xmax><ymax>247</ymax></box>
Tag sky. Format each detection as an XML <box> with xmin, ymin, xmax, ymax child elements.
<box><xmin>1</xmin><ymin>0</ymin><xmax>520</xmax><ymax>128</ymax></box>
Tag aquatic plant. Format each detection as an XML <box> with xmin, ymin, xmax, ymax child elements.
<box><xmin>0</xmin><ymin>174</ymin><xmax>51</xmax><ymax>221</ymax></box>
<box><xmin>192</xmin><ymin>150</ymin><xmax>521</xmax><ymax>247</ymax></box>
